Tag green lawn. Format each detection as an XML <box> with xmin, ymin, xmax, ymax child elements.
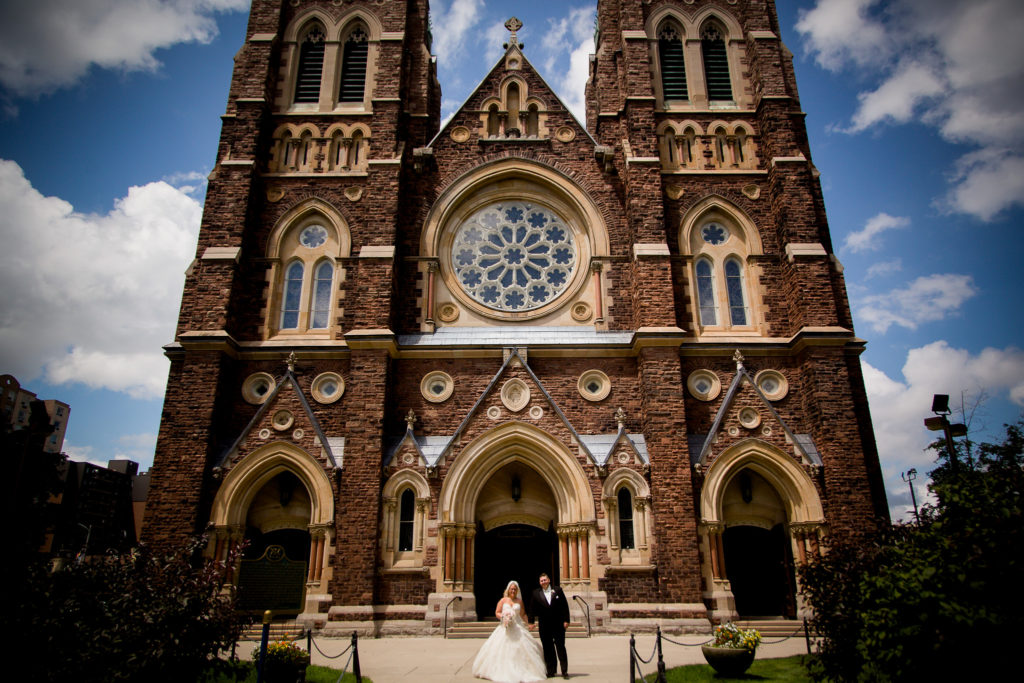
<box><xmin>202</xmin><ymin>662</ymin><xmax>371</xmax><ymax>682</ymax></box>
<box><xmin>644</xmin><ymin>655</ymin><xmax>811</xmax><ymax>682</ymax></box>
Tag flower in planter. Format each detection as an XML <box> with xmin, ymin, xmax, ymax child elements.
<box><xmin>710</xmin><ymin>622</ymin><xmax>762</xmax><ymax>652</ymax></box>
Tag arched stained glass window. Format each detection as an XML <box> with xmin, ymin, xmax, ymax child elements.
<box><xmin>658</xmin><ymin>24</ymin><xmax>688</xmax><ymax>101</ymax></box>
<box><xmin>725</xmin><ymin>258</ymin><xmax>747</xmax><ymax>326</ymax></box>
<box><xmin>281</xmin><ymin>261</ymin><xmax>304</xmax><ymax>329</ymax></box>
<box><xmin>398</xmin><ymin>489</ymin><xmax>415</xmax><ymax>552</ymax></box>
<box><xmin>618</xmin><ymin>488</ymin><xmax>635</xmax><ymax>550</ymax></box>
<box><xmin>696</xmin><ymin>258</ymin><xmax>717</xmax><ymax>325</ymax></box>
<box><xmin>340</xmin><ymin>26</ymin><xmax>368</xmax><ymax>102</ymax></box>
<box><xmin>310</xmin><ymin>261</ymin><xmax>333</xmax><ymax>329</ymax></box>
<box><xmin>294</xmin><ymin>24</ymin><xmax>326</xmax><ymax>103</ymax></box>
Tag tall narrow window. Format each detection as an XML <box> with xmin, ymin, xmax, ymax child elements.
<box><xmin>725</xmin><ymin>258</ymin><xmax>747</xmax><ymax>325</ymax></box>
<box><xmin>310</xmin><ymin>261</ymin><xmax>333</xmax><ymax>329</ymax></box>
<box><xmin>339</xmin><ymin>27</ymin><xmax>368</xmax><ymax>102</ymax></box>
<box><xmin>618</xmin><ymin>488</ymin><xmax>635</xmax><ymax>550</ymax></box>
<box><xmin>696</xmin><ymin>258</ymin><xmax>717</xmax><ymax>325</ymax></box>
<box><xmin>398</xmin><ymin>489</ymin><xmax>415</xmax><ymax>552</ymax></box>
<box><xmin>281</xmin><ymin>261</ymin><xmax>304</xmax><ymax>329</ymax></box>
<box><xmin>294</xmin><ymin>24</ymin><xmax>326</xmax><ymax>103</ymax></box>
<box><xmin>701</xmin><ymin>25</ymin><xmax>732</xmax><ymax>101</ymax></box>
<box><xmin>658</xmin><ymin>24</ymin><xmax>688</xmax><ymax>101</ymax></box>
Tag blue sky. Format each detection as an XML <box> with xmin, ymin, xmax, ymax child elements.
<box><xmin>0</xmin><ymin>0</ymin><xmax>1021</xmax><ymax>521</ymax></box>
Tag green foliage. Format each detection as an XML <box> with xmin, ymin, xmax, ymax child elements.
<box><xmin>800</xmin><ymin>418</ymin><xmax>1024</xmax><ymax>682</ymax></box>
<box><xmin>201</xmin><ymin>662</ymin><xmax>369</xmax><ymax>683</ymax></box>
<box><xmin>12</xmin><ymin>537</ymin><xmax>252</xmax><ymax>683</ymax></box>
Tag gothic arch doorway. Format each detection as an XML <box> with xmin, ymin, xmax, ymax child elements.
<box><xmin>437</xmin><ymin>422</ymin><xmax>597</xmax><ymax>610</ymax></box>
<box><xmin>720</xmin><ymin>469</ymin><xmax>795</xmax><ymax>617</ymax></box>
<box><xmin>208</xmin><ymin>442</ymin><xmax>335</xmax><ymax>616</ymax></box>
<box><xmin>698</xmin><ymin>439</ymin><xmax>825</xmax><ymax>620</ymax></box>
<box><xmin>472</xmin><ymin>462</ymin><xmax>559</xmax><ymax>618</ymax></box>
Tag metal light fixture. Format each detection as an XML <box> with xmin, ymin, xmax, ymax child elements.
<box><xmin>511</xmin><ymin>474</ymin><xmax>521</xmax><ymax>502</ymax></box>
<box><xmin>924</xmin><ymin>393</ymin><xmax>967</xmax><ymax>471</ymax></box>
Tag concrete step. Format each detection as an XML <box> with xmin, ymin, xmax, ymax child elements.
<box><xmin>733</xmin><ymin>619</ymin><xmax>806</xmax><ymax>638</ymax></box>
<box><xmin>447</xmin><ymin>621</ymin><xmax>590</xmax><ymax>639</ymax></box>
<box><xmin>240</xmin><ymin>622</ymin><xmax>307</xmax><ymax>641</ymax></box>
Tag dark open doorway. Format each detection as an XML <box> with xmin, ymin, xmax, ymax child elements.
<box><xmin>473</xmin><ymin>523</ymin><xmax>558</xmax><ymax>620</ymax></box>
<box><xmin>722</xmin><ymin>523</ymin><xmax>796</xmax><ymax>618</ymax></box>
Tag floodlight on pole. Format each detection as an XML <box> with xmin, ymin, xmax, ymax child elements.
<box><xmin>924</xmin><ymin>393</ymin><xmax>967</xmax><ymax>472</ymax></box>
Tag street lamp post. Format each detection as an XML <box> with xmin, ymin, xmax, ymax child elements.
<box><xmin>923</xmin><ymin>394</ymin><xmax>968</xmax><ymax>473</ymax></box>
<box><xmin>901</xmin><ymin>468</ymin><xmax>919</xmax><ymax>524</ymax></box>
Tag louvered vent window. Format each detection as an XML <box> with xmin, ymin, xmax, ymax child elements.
<box><xmin>294</xmin><ymin>25</ymin><xmax>326</xmax><ymax>104</ymax></box>
<box><xmin>701</xmin><ymin>26</ymin><xmax>732</xmax><ymax>101</ymax></box>
<box><xmin>340</xmin><ymin>27</ymin><xmax>368</xmax><ymax>102</ymax></box>
<box><xmin>658</xmin><ymin>25</ymin><xmax>688</xmax><ymax>101</ymax></box>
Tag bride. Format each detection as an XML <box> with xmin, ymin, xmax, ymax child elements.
<box><xmin>472</xmin><ymin>580</ymin><xmax>547</xmax><ymax>682</ymax></box>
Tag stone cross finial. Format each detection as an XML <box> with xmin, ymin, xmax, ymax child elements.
<box><xmin>733</xmin><ymin>349</ymin><xmax>745</xmax><ymax>370</ymax></box>
<box><xmin>615</xmin><ymin>407</ymin><xmax>627</xmax><ymax>427</ymax></box>
<box><xmin>406</xmin><ymin>409</ymin><xmax>417</xmax><ymax>428</ymax></box>
<box><xmin>504</xmin><ymin>17</ymin><xmax>523</xmax><ymax>48</ymax></box>
<box><xmin>286</xmin><ymin>351</ymin><xmax>297</xmax><ymax>372</ymax></box>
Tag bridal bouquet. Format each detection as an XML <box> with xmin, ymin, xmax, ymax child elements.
<box><xmin>501</xmin><ymin>611</ymin><xmax>513</xmax><ymax>628</ymax></box>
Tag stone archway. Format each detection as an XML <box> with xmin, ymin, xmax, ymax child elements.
<box><xmin>437</xmin><ymin>422</ymin><xmax>596</xmax><ymax>615</ymax></box>
<box><xmin>209</xmin><ymin>442</ymin><xmax>335</xmax><ymax>617</ymax></box>
<box><xmin>472</xmin><ymin>462</ymin><xmax>559</xmax><ymax>618</ymax></box>
<box><xmin>698</xmin><ymin>439</ymin><xmax>824</xmax><ymax>620</ymax></box>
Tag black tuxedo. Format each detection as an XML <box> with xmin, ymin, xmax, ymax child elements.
<box><xmin>528</xmin><ymin>584</ymin><xmax>570</xmax><ymax>676</ymax></box>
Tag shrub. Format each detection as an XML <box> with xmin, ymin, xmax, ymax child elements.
<box><xmin>12</xmin><ymin>537</ymin><xmax>251</xmax><ymax>683</ymax></box>
<box><xmin>800</xmin><ymin>419</ymin><xmax>1024</xmax><ymax>682</ymax></box>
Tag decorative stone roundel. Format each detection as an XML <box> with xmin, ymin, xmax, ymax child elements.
<box><xmin>451</xmin><ymin>201</ymin><xmax>577</xmax><ymax>312</ymax></box>
<box><xmin>311</xmin><ymin>372</ymin><xmax>345</xmax><ymax>404</ymax></box>
<box><xmin>421</xmin><ymin>371</ymin><xmax>453</xmax><ymax>403</ymax></box>
<box><xmin>700</xmin><ymin>222</ymin><xmax>730</xmax><ymax>245</ymax></box>
<box><xmin>437</xmin><ymin>302</ymin><xmax>460</xmax><ymax>322</ymax></box>
<box><xmin>450</xmin><ymin>126</ymin><xmax>471</xmax><ymax>143</ymax></box>
<box><xmin>242</xmin><ymin>372</ymin><xmax>276</xmax><ymax>404</ymax></box>
<box><xmin>272</xmin><ymin>409</ymin><xmax>294</xmax><ymax>431</ymax></box>
<box><xmin>739</xmin><ymin>407</ymin><xmax>762</xmax><ymax>429</ymax></box>
<box><xmin>500</xmin><ymin>378</ymin><xmax>531</xmax><ymax>412</ymax></box>
<box><xmin>754</xmin><ymin>369</ymin><xmax>789</xmax><ymax>401</ymax></box>
<box><xmin>687</xmin><ymin>369</ymin><xmax>722</xmax><ymax>401</ymax></box>
<box><xmin>570</xmin><ymin>302</ymin><xmax>592</xmax><ymax>322</ymax></box>
<box><xmin>578</xmin><ymin>369</ymin><xmax>611</xmax><ymax>402</ymax></box>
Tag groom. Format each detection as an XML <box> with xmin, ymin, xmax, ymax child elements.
<box><xmin>528</xmin><ymin>572</ymin><xmax>570</xmax><ymax>679</ymax></box>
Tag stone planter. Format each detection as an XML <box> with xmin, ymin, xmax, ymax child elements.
<box><xmin>701</xmin><ymin>645</ymin><xmax>755</xmax><ymax>676</ymax></box>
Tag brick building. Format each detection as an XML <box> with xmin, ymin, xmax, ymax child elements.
<box><xmin>143</xmin><ymin>0</ymin><xmax>888</xmax><ymax>633</ymax></box>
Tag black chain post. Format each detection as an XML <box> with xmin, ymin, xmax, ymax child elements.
<box><xmin>257</xmin><ymin>610</ymin><xmax>272</xmax><ymax>683</ymax></box>
<box><xmin>656</xmin><ymin>626</ymin><xmax>667</xmax><ymax>682</ymax></box>
<box><xmin>629</xmin><ymin>633</ymin><xmax>636</xmax><ymax>683</ymax></box>
<box><xmin>351</xmin><ymin>631</ymin><xmax>362</xmax><ymax>682</ymax></box>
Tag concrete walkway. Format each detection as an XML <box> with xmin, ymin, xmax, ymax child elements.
<box><xmin>238</xmin><ymin>633</ymin><xmax>810</xmax><ymax>682</ymax></box>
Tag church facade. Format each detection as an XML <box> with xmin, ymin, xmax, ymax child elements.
<box><xmin>143</xmin><ymin>0</ymin><xmax>889</xmax><ymax>634</ymax></box>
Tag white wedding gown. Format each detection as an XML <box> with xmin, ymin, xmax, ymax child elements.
<box><xmin>472</xmin><ymin>602</ymin><xmax>547</xmax><ymax>682</ymax></box>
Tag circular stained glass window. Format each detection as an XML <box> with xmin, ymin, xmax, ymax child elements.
<box><xmin>451</xmin><ymin>201</ymin><xmax>577</xmax><ymax>312</ymax></box>
<box><xmin>300</xmin><ymin>224</ymin><xmax>328</xmax><ymax>248</ymax></box>
<box><xmin>701</xmin><ymin>222</ymin><xmax>729</xmax><ymax>245</ymax></box>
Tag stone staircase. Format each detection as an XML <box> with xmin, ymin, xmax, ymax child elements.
<box><xmin>447</xmin><ymin>620</ymin><xmax>590</xmax><ymax>639</ymax></box>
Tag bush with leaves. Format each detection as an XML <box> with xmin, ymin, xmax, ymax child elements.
<box><xmin>12</xmin><ymin>537</ymin><xmax>251</xmax><ymax>683</ymax></box>
<box><xmin>800</xmin><ymin>418</ymin><xmax>1024</xmax><ymax>682</ymax></box>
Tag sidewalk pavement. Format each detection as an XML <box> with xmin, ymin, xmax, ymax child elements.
<box><xmin>237</xmin><ymin>633</ymin><xmax>811</xmax><ymax>682</ymax></box>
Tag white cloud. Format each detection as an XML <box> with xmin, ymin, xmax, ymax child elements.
<box><xmin>863</xmin><ymin>342</ymin><xmax>1024</xmax><ymax>518</ymax></box>
<box><xmin>0</xmin><ymin>159</ymin><xmax>200</xmax><ymax>399</ymax></box>
<box><xmin>63</xmin><ymin>440</ymin><xmax>107</xmax><ymax>469</ymax></box>
<box><xmin>431</xmin><ymin>0</ymin><xmax>484</xmax><ymax>69</ymax></box>
<box><xmin>796</xmin><ymin>0</ymin><xmax>1024</xmax><ymax>220</ymax></box>
<box><xmin>845</xmin><ymin>60</ymin><xmax>945</xmax><ymax>133</ymax></box>
<box><xmin>795</xmin><ymin>0</ymin><xmax>890</xmax><ymax>70</ymax></box>
<box><xmin>866</xmin><ymin>259</ymin><xmax>902</xmax><ymax>279</ymax></box>
<box><xmin>857</xmin><ymin>273</ymin><xmax>977</xmax><ymax>333</ymax></box>
<box><xmin>842</xmin><ymin>212</ymin><xmax>910</xmax><ymax>252</ymax></box>
<box><xmin>0</xmin><ymin>0</ymin><xmax>247</xmax><ymax>96</ymax></box>
<box><xmin>537</xmin><ymin>6</ymin><xmax>594</xmax><ymax>124</ymax></box>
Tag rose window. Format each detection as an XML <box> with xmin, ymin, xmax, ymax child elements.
<box><xmin>451</xmin><ymin>201</ymin><xmax>577</xmax><ymax>311</ymax></box>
